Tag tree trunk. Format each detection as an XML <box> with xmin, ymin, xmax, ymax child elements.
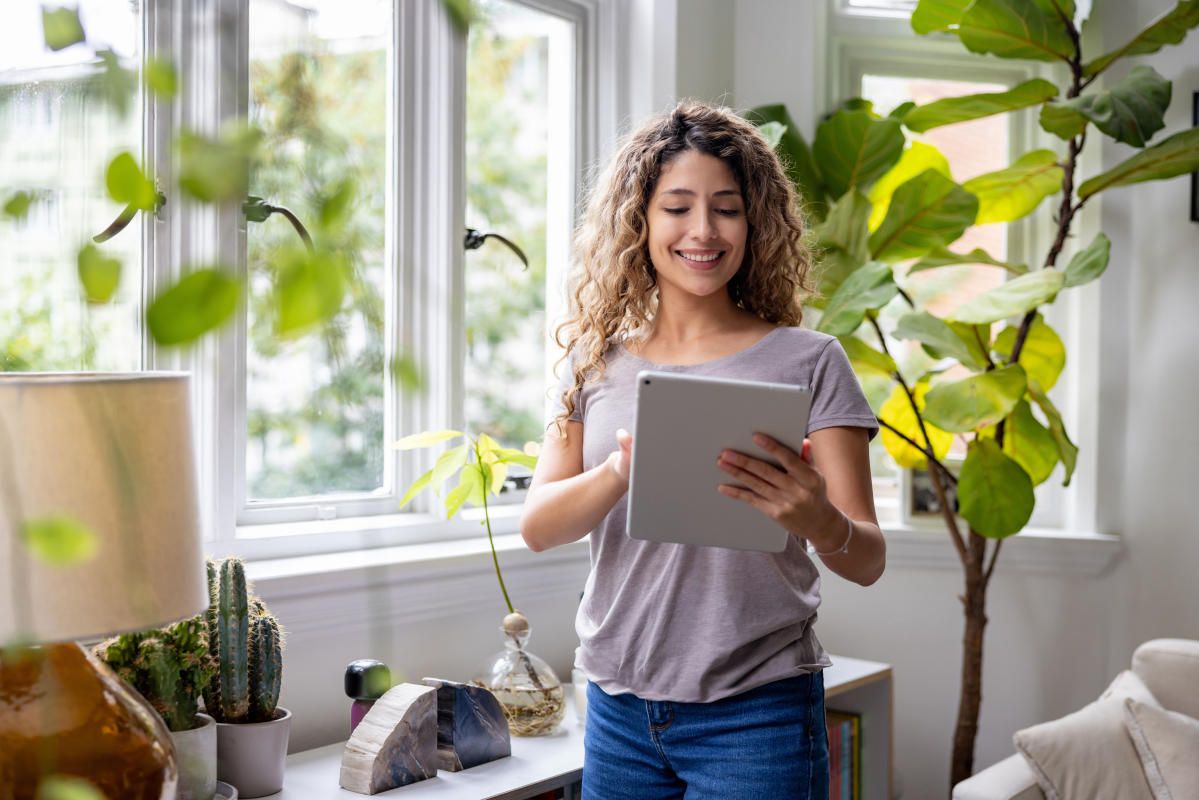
<box><xmin>950</xmin><ymin>530</ymin><xmax>990</xmax><ymax>791</ymax></box>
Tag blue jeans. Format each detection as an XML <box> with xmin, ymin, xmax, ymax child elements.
<box><xmin>582</xmin><ymin>672</ymin><xmax>829</xmax><ymax>800</ymax></box>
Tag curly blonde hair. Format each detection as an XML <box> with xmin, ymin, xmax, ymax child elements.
<box><xmin>552</xmin><ymin>101</ymin><xmax>813</xmax><ymax>430</ymax></box>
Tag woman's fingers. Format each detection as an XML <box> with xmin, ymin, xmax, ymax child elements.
<box><xmin>752</xmin><ymin>433</ymin><xmax>809</xmax><ymax>473</ymax></box>
<box><xmin>717</xmin><ymin>454</ymin><xmax>784</xmax><ymax>498</ymax></box>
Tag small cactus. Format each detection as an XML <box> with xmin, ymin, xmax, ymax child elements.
<box><xmin>202</xmin><ymin>557</ymin><xmax>285</xmax><ymax>723</ymax></box>
<box><xmin>94</xmin><ymin>616</ymin><xmax>217</xmax><ymax>732</ymax></box>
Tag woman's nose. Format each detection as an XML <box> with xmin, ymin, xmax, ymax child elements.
<box><xmin>691</xmin><ymin>210</ymin><xmax>718</xmax><ymax>240</ymax></box>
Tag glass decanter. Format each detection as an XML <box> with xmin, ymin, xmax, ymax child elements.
<box><xmin>474</xmin><ymin>611</ymin><xmax>565</xmax><ymax>736</ymax></box>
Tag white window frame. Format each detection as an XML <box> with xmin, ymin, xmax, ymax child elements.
<box><xmin>825</xmin><ymin>1</ymin><xmax>1098</xmax><ymax>533</ymax></box>
<box><xmin>137</xmin><ymin>0</ymin><xmax>614</xmax><ymax>561</ymax></box>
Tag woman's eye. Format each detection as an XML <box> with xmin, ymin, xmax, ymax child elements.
<box><xmin>663</xmin><ymin>207</ymin><xmax>688</xmax><ymax>215</ymax></box>
<box><xmin>716</xmin><ymin>208</ymin><xmax>742</xmax><ymax>216</ymax></box>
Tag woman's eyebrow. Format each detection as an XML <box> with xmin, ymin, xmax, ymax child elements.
<box><xmin>659</xmin><ymin>188</ymin><xmax>742</xmax><ymax>197</ymax></box>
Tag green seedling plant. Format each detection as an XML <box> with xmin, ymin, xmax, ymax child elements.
<box><xmin>396</xmin><ymin>430</ymin><xmax>547</xmax><ymax>686</ymax></box>
<box><xmin>93</xmin><ymin>617</ymin><xmax>217</xmax><ymax>732</ymax></box>
<box><xmin>202</xmin><ymin>557</ymin><xmax>284</xmax><ymax>724</ymax></box>
<box><xmin>749</xmin><ymin>0</ymin><xmax>1199</xmax><ymax>787</ymax></box>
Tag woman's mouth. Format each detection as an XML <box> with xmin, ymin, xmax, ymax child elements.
<box><xmin>676</xmin><ymin>250</ymin><xmax>724</xmax><ymax>269</ymax></box>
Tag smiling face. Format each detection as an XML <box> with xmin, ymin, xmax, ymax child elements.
<box><xmin>646</xmin><ymin>149</ymin><xmax>748</xmax><ymax>304</ymax></box>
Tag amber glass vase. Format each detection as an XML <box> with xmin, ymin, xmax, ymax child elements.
<box><xmin>0</xmin><ymin>642</ymin><xmax>177</xmax><ymax>800</ymax></box>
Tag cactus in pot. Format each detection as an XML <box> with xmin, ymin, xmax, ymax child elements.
<box><xmin>94</xmin><ymin>617</ymin><xmax>217</xmax><ymax>732</ymax></box>
<box><xmin>202</xmin><ymin>557</ymin><xmax>284</xmax><ymax>723</ymax></box>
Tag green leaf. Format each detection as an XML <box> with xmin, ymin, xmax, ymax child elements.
<box><xmin>96</xmin><ymin>49</ymin><xmax>136</xmax><ymax>118</ymax></box>
<box><xmin>390</xmin><ymin>351</ymin><xmax>424</xmax><ymax>393</ymax></box>
<box><xmin>949</xmin><ymin>322</ymin><xmax>994</xmax><ymax>369</ymax></box>
<box><xmin>440</xmin><ymin>0</ymin><xmax>473</xmax><ymax>32</ymax></box>
<box><xmin>812</xmin><ymin>110</ymin><xmax>905</xmax><ymax>197</ymax></box>
<box><xmin>19</xmin><ymin>515</ymin><xmax>98</xmax><ymax>566</ymax></box>
<box><xmin>444</xmin><ymin>468</ymin><xmax>479</xmax><ymax>518</ymax></box>
<box><xmin>1027</xmin><ymin>379</ymin><xmax>1077</xmax><ymax>485</ymax></box>
<box><xmin>995</xmin><ymin>400</ymin><xmax>1060</xmax><ymax>486</ymax></box>
<box><xmin>1084</xmin><ymin>0</ymin><xmax>1199</xmax><ymax>78</ymax></box>
<box><xmin>956</xmin><ymin>0</ymin><xmax>1075</xmax><ymax>62</ymax></box>
<box><xmin>947</xmin><ymin>269</ymin><xmax>1065</xmax><ymax>324</ymax></box>
<box><xmin>911</xmin><ymin>0</ymin><xmax>972</xmax><ymax>33</ymax></box>
<box><xmin>757</xmin><ymin>121</ymin><xmax>786</xmax><ymax>150</ymax></box>
<box><xmin>839</xmin><ymin>335</ymin><xmax>897</xmax><ymax>377</ymax></box>
<box><xmin>869</xmin><ymin>169</ymin><xmax>979</xmax><ymax>262</ymax></box>
<box><xmin>893</xmin><ymin>311</ymin><xmax>987</xmax><ymax>370</ymax></box>
<box><xmin>105</xmin><ymin>152</ymin><xmax>157</xmax><ymax>211</ymax></box>
<box><xmin>888</xmin><ymin>101</ymin><xmax>917</xmax><ymax>121</ymax></box>
<box><xmin>747</xmin><ymin>104</ymin><xmax>828</xmax><ymax>217</ymax></box>
<box><xmin>878</xmin><ymin>382</ymin><xmax>952</xmax><ymax>468</ymax></box>
<box><xmin>816</xmin><ymin>261</ymin><xmax>897</xmax><ymax>337</ymax></box>
<box><xmin>318</xmin><ymin>178</ymin><xmax>357</xmax><ymax>230</ymax></box>
<box><xmin>482</xmin><ymin>454</ymin><xmax>508</xmax><ymax>496</ymax></box>
<box><xmin>1078</xmin><ymin>128</ymin><xmax>1199</xmax><ymax>199</ymax></box>
<box><xmin>1062</xmin><ymin>232</ymin><xmax>1111</xmax><ymax>288</ymax></box>
<box><xmin>904</xmin><ymin>79</ymin><xmax>1059</xmax><ymax>133</ymax></box>
<box><xmin>958</xmin><ymin>438</ymin><xmax>1035</xmax><ymax>538</ymax></box>
<box><xmin>35</xmin><ymin>775</ymin><xmax>107</xmax><ymax>800</ymax></box>
<box><xmin>398</xmin><ymin>467</ymin><xmax>434</xmax><ymax>509</ymax></box>
<box><xmin>394</xmin><ymin>430</ymin><xmax>463</xmax><ymax>450</ymax></box>
<box><xmin>962</xmin><ymin>150</ymin><xmax>1064</xmax><ymax>224</ymax></box>
<box><xmin>4</xmin><ymin>191</ymin><xmax>35</xmax><ymax>220</ymax></box>
<box><xmin>77</xmin><ymin>244</ymin><xmax>121</xmax><ymax>303</ymax></box>
<box><xmin>429</xmin><ymin>445</ymin><xmax>469</xmax><ymax>493</ymax></box>
<box><xmin>275</xmin><ymin>248</ymin><xmax>348</xmax><ymax>336</ymax></box>
<box><xmin>993</xmin><ymin>313</ymin><xmax>1066</xmax><ymax>391</ymax></box>
<box><xmin>146</xmin><ymin>268</ymin><xmax>240</xmax><ymax>346</ymax></box>
<box><xmin>1057</xmin><ymin>65</ymin><xmax>1172</xmax><ymax>147</ymax></box>
<box><xmin>1039</xmin><ymin>102</ymin><xmax>1089</xmax><ymax>141</ymax></box>
<box><xmin>41</xmin><ymin>6</ymin><xmax>85</xmax><ymax>51</ymax></box>
<box><xmin>477</xmin><ymin>432</ymin><xmax>500</xmax><ymax>457</ymax></box>
<box><xmin>867</xmin><ymin>142</ymin><xmax>952</xmax><ymax>232</ymax></box>
<box><xmin>909</xmin><ymin>244</ymin><xmax>1028</xmax><ymax>275</ymax></box>
<box><xmin>144</xmin><ymin>58</ymin><xmax>178</xmax><ymax>98</ymax></box>
<box><xmin>815</xmin><ymin>190</ymin><xmax>872</xmax><ymax>293</ymax></box>
<box><xmin>493</xmin><ymin>448</ymin><xmax>539</xmax><ymax>469</ymax></box>
<box><xmin>177</xmin><ymin>125</ymin><xmax>262</xmax><ymax>203</ymax></box>
<box><xmin>923</xmin><ymin>364</ymin><xmax>1027</xmax><ymax>432</ymax></box>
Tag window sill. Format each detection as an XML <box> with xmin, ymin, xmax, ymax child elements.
<box><xmin>879</xmin><ymin>523</ymin><xmax>1123</xmax><ymax>575</ymax></box>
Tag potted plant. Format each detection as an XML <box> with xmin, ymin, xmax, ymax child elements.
<box><xmin>396</xmin><ymin>430</ymin><xmax>566</xmax><ymax>736</ymax></box>
<box><xmin>203</xmin><ymin>557</ymin><xmax>289</xmax><ymax>798</ymax></box>
<box><xmin>749</xmin><ymin>0</ymin><xmax>1199</xmax><ymax>787</ymax></box>
<box><xmin>94</xmin><ymin>617</ymin><xmax>219</xmax><ymax>800</ymax></box>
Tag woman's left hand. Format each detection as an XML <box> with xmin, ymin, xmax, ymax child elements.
<box><xmin>716</xmin><ymin>433</ymin><xmax>840</xmax><ymax>540</ymax></box>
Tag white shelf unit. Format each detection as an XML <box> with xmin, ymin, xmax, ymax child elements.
<box><xmin>274</xmin><ymin>654</ymin><xmax>893</xmax><ymax>800</ymax></box>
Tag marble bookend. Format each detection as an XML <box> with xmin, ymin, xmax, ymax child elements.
<box><xmin>339</xmin><ymin>683</ymin><xmax>438</xmax><ymax>795</ymax></box>
<box><xmin>421</xmin><ymin>677</ymin><xmax>511</xmax><ymax>771</ymax></box>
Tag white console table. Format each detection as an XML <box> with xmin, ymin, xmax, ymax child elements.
<box><xmin>271</xmin><ymin>655</ymin><xmax>892</xmax><ymax>800</ymax></box>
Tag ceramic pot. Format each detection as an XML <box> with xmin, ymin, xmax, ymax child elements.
<box><xmin>172</xmin><ymin>713</ymin><xmax>217</xmax><ymax>800</ymax></box>
<box><xmin>215</xmin><ymin>707</ymin><xmax>292</xmax><ymax>798</ymax></box>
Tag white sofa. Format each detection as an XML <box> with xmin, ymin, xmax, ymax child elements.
<box><xmin>952</xmin><ymin>638</ymin><xmax>1199</xmax><ymax>800</ymax></box>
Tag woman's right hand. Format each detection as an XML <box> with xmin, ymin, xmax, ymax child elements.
<box><xmin>607</xmin><ymin>428</ymin><xmax>633</xmax><ymax>483</ymax></box>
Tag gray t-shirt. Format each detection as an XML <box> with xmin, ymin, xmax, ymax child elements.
<box><xmin>553</xmin><ymin>326</ymin><xmax>878</xmax><ymax>703</ymax></box>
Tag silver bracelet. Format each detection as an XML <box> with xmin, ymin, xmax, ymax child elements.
<box><xmin>810</xmin><ymin>513</ymin><xmax>854</xmax><ymax>557</ymax></box>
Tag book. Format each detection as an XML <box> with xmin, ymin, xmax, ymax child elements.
<box><xmin>826</xmin><ymin>709</ymin><xmax>862</xmax><ymax>800</ymax></box>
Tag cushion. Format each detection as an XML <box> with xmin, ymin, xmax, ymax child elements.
<box><xmin>1123</xmin><ymin>698</ymin><xmax>1199</xmax><ymax>800</ymax></box>
<box><xmin>1132</xmin><ymin>639</ymin><xmax>1199</xmax><ymax>721</ymax></box>
<box><xmin>1013</xmin><ymin>670</ymin><xmax>1156</xmax><ymax>800</ymax></box>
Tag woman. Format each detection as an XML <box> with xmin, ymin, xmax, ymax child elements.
<box><xmin>520</xmin><ymin>101</ymin><xmax>885</xmax><ymax>799</ymax></box>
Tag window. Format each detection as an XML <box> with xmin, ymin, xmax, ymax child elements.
<box><xmin>2</xmin><ymin>0</ymin><xmax>612</xmax><ymax>559</ymax></box>
<box><xmin>0</xmin><ymin>0</ymin><xmax>145</xmax><ymax>372</ymax></box>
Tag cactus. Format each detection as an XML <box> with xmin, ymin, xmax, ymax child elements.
<box><xmin>94</xmin><ymin>616</ymin><xmax>217</xmax><ymax>732</ymax></box>
<box><xmin>202</xmin><ymin>556</ymin><xmax>285</xmax><ymax>723</ymax></box>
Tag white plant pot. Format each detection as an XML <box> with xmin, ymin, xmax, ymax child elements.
<box><xmin>171</xmin><ymin>713</ymin><xmax>217</xmax><ymax>800</ymax></box>
<box><xmin>215</xmin><ymin>707</ymin><xmax>292</xmax><ymax>799</ymax></box>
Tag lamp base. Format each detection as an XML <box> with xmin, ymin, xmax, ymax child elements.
<box><xmin>0</xmin><ymin>642</ymin><xmax>177</xmax><ymax>800</ymax></box>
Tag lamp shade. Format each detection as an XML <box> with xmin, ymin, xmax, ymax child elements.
<box><xmin>0</xmin><ymin>372</ymin><xmax>208</xmax><ymax>642</ymax></box>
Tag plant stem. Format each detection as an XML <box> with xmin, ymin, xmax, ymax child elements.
<box><xmin>477</xmin><ymin>447</ymin><xmax>514</xmax><ymax>615</ymax></box>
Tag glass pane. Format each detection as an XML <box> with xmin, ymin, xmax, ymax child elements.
<box><xmin>465</xmin><ymin>1</ymin><xmax>573</xmax><ymax>472</ymax></box>
<box><xmin>245</xmin><ymin>0</ymin><xmax>390</xmax><ymax>501</ymax></box>
<box><xmin>0</xmin><ymin>1</ymin><xmax>142</xmax><ymax>372</ymax></box>
<box><xmin>860</xmin><ymin>74</ymin><xmax>1011</xmax><ymax>468</ymax></box>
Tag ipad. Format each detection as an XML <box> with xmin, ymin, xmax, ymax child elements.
<box><xmin>625</xmin><ymin>370</ymin><xmax>812</xmax><ymax>553</ymax></box>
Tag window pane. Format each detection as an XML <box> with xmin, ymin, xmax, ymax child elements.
<box><xmin>244</xmin><ymin>0</ymin><xmax>390</xmax><ymax>501</ymax></box>
<box><xmin>860</xmin><ymin>74</ymin><xmax>1010</xmax><ymax>468</ymax></box>
<box><xmin>0</xmin><ymin>1</ymin><xmax>142</xmax><ymax>372</ymax></box>
<box><xmin>465</xmin><ymin>1</ymin><xmax>573</xmax><ymax>468</ymax></box>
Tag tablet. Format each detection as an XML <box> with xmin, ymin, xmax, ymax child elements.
<box><xmin>625</xmin><ymin>370</ymin><xmax>812</xmax><ymax>553</ymax></box>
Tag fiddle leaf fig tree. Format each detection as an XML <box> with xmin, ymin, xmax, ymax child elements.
<box><xmin>750</xmin><ymin>0</ymin><xmax>1199</xmax><ymax>788</ymax></box>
